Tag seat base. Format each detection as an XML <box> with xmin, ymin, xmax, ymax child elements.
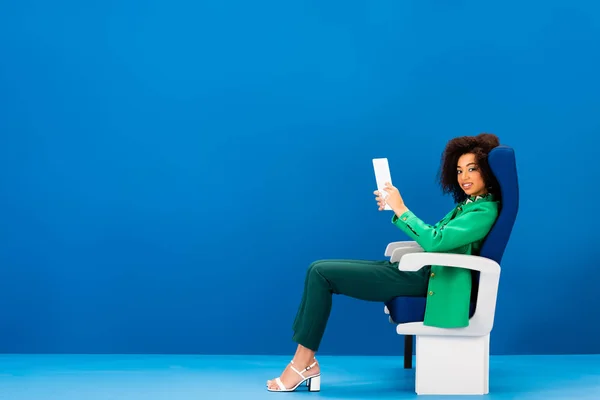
<box><xmin>415</xmin><ymin>334</ymin><xmax>489</xmax><ymax>395</ymax></box>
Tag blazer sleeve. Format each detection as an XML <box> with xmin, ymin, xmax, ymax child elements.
<box><xmin>391</xmin><ymin>202</ymin><xmax>498</xmax><ymax>253</ymax></box>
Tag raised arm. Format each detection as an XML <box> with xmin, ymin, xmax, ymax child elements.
<box><xmin>391</xmin><ymin>202</ymin><xmax>498</xmax><ymax>253</ymax></box>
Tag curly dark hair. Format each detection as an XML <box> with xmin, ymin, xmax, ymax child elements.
<box><xmin>438</xmin><ymin>133</ymin><xmax>501</xmax><ymax>203</ymax></box>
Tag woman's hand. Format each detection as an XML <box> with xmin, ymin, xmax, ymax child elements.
<box><xmin>373</xmin><ymin>189</ymin><xmax>387</xmax><ymax>211</ymax></box>
<box><xmin>374</xmin><ymin>182</ymin><xmax>409</xmax><ymax>216</ymax></box>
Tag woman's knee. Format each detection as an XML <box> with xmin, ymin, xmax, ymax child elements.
<box><xmin>308</xmin><ymin>258</ymin><xmax>327</xmax><ymax>267</ymax></box>
<box><xmin>307</xmin><ymin>259</ymin><xmax>332</xmax><ymax>275</ymax></box>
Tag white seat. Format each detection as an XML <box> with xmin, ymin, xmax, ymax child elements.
<box><xmin>385</xmin><ymin>241</ymin><xmax>500</xmax><ymax>395</ymax></box>
<box><xmin>382</xmin><ymin>145</ymin><xmax>519</xmax><ymax>395</ymax></box>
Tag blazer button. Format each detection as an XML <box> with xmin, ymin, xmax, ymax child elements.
<box><xmin>429</xmin><ymin>291</ymin><xmax>434</xmax><ymax>295</ymax></box>
<box><xmin>430</xmin><ymin>272</ymin><xmax>435</xmax><ymax>278</ymax></box>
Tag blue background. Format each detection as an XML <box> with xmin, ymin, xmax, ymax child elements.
<box><xmin>0</xmin><ymin>0</ymin><xmax>599</xmax><ymax>356</ymax></box>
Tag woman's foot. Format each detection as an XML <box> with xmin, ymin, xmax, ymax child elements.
<box><xmin>267</xmin><ymin>358</ymin><xmax>320</xmax><ymax>391</ymax></box>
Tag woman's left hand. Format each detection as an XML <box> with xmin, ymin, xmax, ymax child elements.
<box><xmin>383</xmin><ymin>182</ymin><xmax>408</xmax><ymax>215</ymax></box>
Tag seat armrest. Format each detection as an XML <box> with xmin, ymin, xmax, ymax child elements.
<box><xmin>398</xmin><ymin>252</ymin><xmax>500</xmax><ymax>274</ymax></box>
<box><xmin>385</xmin><ymin>241</ymin><xmax>423</xmax><ymax>257</ymax></box>
<box><xmin>390</xmin><ymin>246</ymin><xmax>425</xmax><ymax>263</ymax></box>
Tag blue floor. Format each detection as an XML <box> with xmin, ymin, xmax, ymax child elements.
<box><xmin>0</xmin><ymin>354</ymin><xmax>598</xmax><ymax>399</ymax></box>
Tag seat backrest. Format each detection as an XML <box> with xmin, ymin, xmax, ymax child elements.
<box><xmin>479</xmin><ymin>145</ymin><xmax>520</xmax><ymax>264</ymax></box>
<box><xmin>469</xmin><ymin>145</ymin><xmax>519</xmax><ymax>312</ymax></box>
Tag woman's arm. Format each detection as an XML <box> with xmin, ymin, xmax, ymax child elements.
<box><xmin>391</xmin><ymin>202</ymin><xmax>498</xmax><ymax>253</ymax></box>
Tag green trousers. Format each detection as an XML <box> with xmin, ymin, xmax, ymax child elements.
<box><xmin>291</xmin><ymin>259</ymin><xmax>431</xmax><ymax>351</ymax></box>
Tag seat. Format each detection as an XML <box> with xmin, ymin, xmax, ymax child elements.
<box><xmin>383</xmin><ymin>145</ymin><xmax>519</xmax><ymax>395</ymax></box>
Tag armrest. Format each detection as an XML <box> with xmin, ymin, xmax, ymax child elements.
<box><xmin>385</xmin><ymin>241</ymin><xmax>423</xmax><ymax>257</ymax></box>
<box><xmin>390</xmin><ymin>246</ymin><xmax>425</xmax><ymax>263</ymax></box>
<box><xmin>397</xmin><ymin>252</ymin><xmax>500</xmax><ymax>274</ymax></box>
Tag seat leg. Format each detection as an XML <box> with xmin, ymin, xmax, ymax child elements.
<box><xmin>414</xmin><ymin>334</ymin><xmax>489</xmax><ymax>395</ymax></box>
<box><xmin>403</xmin><ymin>335</ymin><xmax>413</xmax><ymax>369</ymax></box>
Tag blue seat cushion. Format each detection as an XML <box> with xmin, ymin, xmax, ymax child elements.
<box><xmin>386</xmin><ymin>297</ymin><xmax>426</xmax><ymax>324</ymax></box>
<box><xmin>386</xmin><ymin>297</ymin><xmax>476</xmax><ymax>324</ymax></box>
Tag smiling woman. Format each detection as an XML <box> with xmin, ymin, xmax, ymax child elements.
<box><xmin>266</xmin><ymin>133</ymin><xmax>502</xmax><ymax>392</ymax></box>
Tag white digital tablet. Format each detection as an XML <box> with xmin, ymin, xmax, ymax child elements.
<box><xmin>372</xmin><ymin>158</ymin><xmax>393</xmax><ymax>210</ymax></box>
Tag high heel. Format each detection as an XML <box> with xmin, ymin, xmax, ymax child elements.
<box><xmin>267</xmin><ymin>359</ymin><xmax>321</xmax><ymax>392</ymax></box>
<box><xmin>307</xmin><ymin>375</ymin><xmax>320</xmax><ymax>391</ymax></box>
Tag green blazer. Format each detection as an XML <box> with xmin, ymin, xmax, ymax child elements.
<box><xmin>391</xmin><ymin>194</ymin><xmax>499</xmax><ymax>328</ymax></box>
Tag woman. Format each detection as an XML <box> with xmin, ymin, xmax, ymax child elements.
<box><xmin>267</xmin><ymin>133</ymin><xmax>501</xmax><ymax>392</ymax></box>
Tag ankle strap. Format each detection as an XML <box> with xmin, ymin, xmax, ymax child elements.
<box><xmin>290</xmin><ymin>358</ymin><xmax>318</xmax><ymax>379</ymax></box>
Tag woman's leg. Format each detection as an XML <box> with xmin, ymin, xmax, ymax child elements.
<box><xmin>267</xmin><ymin>259</ymin><xmax>430</xmax><ymax>391</ymax></box>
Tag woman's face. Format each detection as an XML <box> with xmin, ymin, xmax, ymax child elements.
<box><xmin>457</xmin><ymin>153</ymin><xmax>487</xmax><ymax>197</ymax></box>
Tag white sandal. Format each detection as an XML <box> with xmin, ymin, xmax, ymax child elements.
<box><xmin>267</xmin><ymin>359</ymin><xmax>321</xmax><ymax>392</ymax></box>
